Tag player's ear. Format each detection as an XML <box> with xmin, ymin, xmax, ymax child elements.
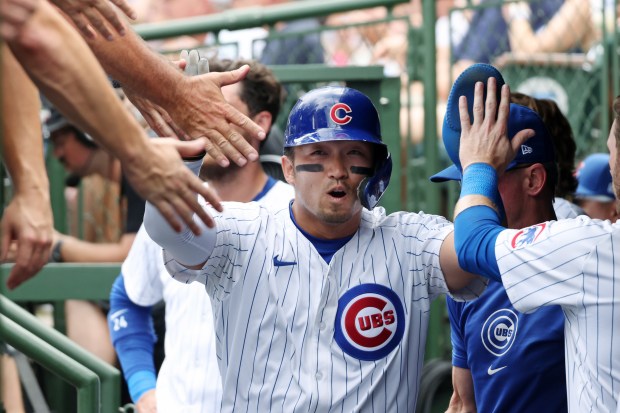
<box><xmin>252</xmin><ymin>111</ymin><xmax>272</xmax><ymax>135</ymax></box>
<box><xmin>282</xmin><ymin>154</ymin><xmax>295</xmax><ymax>185</ymax></box>
<box><xmin>527</xmin><ymin>163</ymin><xmax>547</xmax><ymax>196</ymax></box>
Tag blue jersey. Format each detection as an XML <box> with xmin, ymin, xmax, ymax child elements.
<box><xmin>448</xmin><ymin>280</ymin><xmax>567</xmax><ymax>412</ymax></box>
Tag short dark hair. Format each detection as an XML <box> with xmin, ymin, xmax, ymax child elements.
<box><xmin>208</xmin><ymin>59</ymin><xmax>285</xmax><ymax>129</ymax></box>
<box><xmin>511</xmin><ymin>92</ymin><xmax>575</xmax><ymax>198</ymax></box>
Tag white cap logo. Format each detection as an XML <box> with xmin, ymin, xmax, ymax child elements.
<box><xmin>521</xmin><ymin>145</ymin><xmax>533</xmax><ymax>155</ymax></box>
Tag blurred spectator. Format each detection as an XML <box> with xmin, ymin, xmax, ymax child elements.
<box><xmin>503</xmin><ymin>0</ymin><xmax>599</xmax><ymax>54</ymax></box>
<box><xmin>574</xmin><ymin>153</ymin><xmax>619</xmax><ymax>221</ymax></box>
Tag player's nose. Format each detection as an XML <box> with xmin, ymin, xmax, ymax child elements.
<box><xmin>326</xmin><ymin>154</ymin><xmax>349</xmax><ymax>180</ymax></box>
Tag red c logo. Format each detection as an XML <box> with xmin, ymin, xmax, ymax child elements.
<box><xmin>330</xmin><ymin>103</ymin><xmax>352</xmax><ymax>125</ymax></box>
<box><xmin>344</xmin><ymin>296</ymin><xmax>394</xmax><ymax>347</ymax></box>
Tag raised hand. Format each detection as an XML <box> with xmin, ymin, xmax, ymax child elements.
<box><xmin>49</xmin><ymin>0</ymin><xmax>137</xmax><ymax>40</ymax></box>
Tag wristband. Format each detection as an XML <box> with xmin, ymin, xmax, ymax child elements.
<box><xmin>460</xmin><ymin>163</ymin><xmax>502</xmax><ymax>208</ymax></box>
<box><xmin>127</xmin><ymin>370</ymin><xmax>157</xmax><ymax>402</ymax></box>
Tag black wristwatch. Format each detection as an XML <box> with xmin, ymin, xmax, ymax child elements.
<box><xmin>50</xmin><ymin>240</ymin><xmax>63</xmax><ymax>263</ymax></box>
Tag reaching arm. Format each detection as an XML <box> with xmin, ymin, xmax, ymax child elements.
<box><xmin>82</xmin><ymin>24</ymin><xmax>266</xmax><ymax>167</ymax></box>
<box><xmin>1</xmin><ymin>44</ymin><xmax>53</xmax><ymax>289</ymax></box>
<box><xmin>7</xmin><ymin>1</ymin><xmax>223</xmax><ymax>234</ymax></box>
<box><xmin>108</xmin><ymin>275</ymin><xmax>157</xmax><ymax>404</ymax></box>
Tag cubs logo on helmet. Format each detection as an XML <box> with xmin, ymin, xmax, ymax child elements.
<box><xmin>510</xmin><ymin>223</ymin><xmax>546</xmax><ymax>249</ymax></box>
<box><xmin>481</xmin><ymin>309</ymin><xmax>519</xmax><ymax>356</ymax></box>
<box><xmin>330</xmin><ymin>103</ymin><xmax>352</xmax><ymax>125</ymax></box>
<box><xmin>334</xmin><ymin>284</ymin><xmax>405</xmax><ymax>361</ymax></box>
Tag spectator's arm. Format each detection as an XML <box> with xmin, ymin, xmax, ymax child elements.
<box><xmin>51</xmin><ymin>232</ymin><xmax>136</xmax><ymax>263</ymax></box>
<box><xmin>0</xmin><ymin>44</ymin><xmax>53</xmax><ymax>289</ymax></box>
<box><xmin>82</xmin><ymin>25</ymin><xmax>266</xmax><ymax>167</ymax></box>
<box><xmin>504</xmin><ymin>0</ymin><xmax>596</xmax><ymax>53</ymax></box>
<box><xmin>7</xmin><ymin>0</ymin><xmax>224</xmax><ymax>235</ymax></box>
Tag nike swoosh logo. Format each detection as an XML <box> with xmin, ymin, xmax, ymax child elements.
<box><xmin>487</xmin><ymin>365</ymin><xmax>507</xmax><ymax>376</ymax></box>
<box><xmin>273</xmin><ymin>255</ymin><xmax>297</xmax><ymax>267</ymax></box>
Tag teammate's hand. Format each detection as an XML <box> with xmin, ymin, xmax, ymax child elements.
<box><xmin>125</xmin><ymin>89</ymin><xmax>191</xmax><ymax>141</ymax></box>
<box><xmin>0</xmin><ymin>0</ymin><xmax>37</xmax><ymax>41</ymax></box>
<box><xmin>135</xmin><ymin>389</ymin><xmax>157</xmax><ymax>413</ymax></box>
<box><xmin>1</xmin><ymin>189</ymin><xmax>53</xmax><ymax>289</ymax></box>
<box><xmin>168</xmin><ymin>65</ymin><xmax>266</xmax><ymax>168</ymax></box>
<box><xmin>122</xmin><ymin>137</ymin><xmax>222</xmax><ymax>235</ymax></box>
<box><xmin>49</xmin><ymin>0</ymin><xmax>137</xmax><ymax>40</ymax></box>
<box><xmin>458</xmin><ymin>78</ymin><xmax>533</xmax><ymax>172</ymax></box>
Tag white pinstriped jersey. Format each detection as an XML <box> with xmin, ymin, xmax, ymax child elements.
<box><xmin>495</xmin><ymin>216</ymin><xmax>620</xmax><ymax>413</ymax></box>
<box><xmin>553</xmin><ymin>197</ymin><xmax>585</xmax><ymax>219</ymax></box>
<box><xmin>163</xmin><ymin>204</ymin><xmax>487</xmax><ymax>413</ymax></box>
<box><xmin>122</xmin><ymin>180</ymin><xmax>294</xmax><ymax>413</ymax></box>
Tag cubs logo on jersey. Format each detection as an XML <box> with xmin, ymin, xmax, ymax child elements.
<box><xmin>510</xmin><ymin>223</ymin><xmax>546</xmax><ymax>249</ymax></box>
<box><xmin>334</xmin><ymin>284</ymin><xmax>405</xmax><ymax>361</ymax></box>
<box><xmin>330</xmin><ymin>103</ymin><xmax>353</xmax><ymax>125</ymax></box>
<box><xmin>481</xmin><ymin>308</ymin><xmax>519</xmax><ymax>357</ymax></box>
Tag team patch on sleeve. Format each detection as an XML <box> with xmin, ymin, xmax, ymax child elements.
<box><xmin>510</xmin><ymin>223</ymin><xmax>546</xmax><ymax>250</ymax></box>
<box><xmin>334</xmin><ymin>284</ymin><xmax>405</xmax><ymax>361</ymax></box>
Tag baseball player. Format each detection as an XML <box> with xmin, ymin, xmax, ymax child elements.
<box><xmin>142</xmin><ymin>85</ymin><xmax>487</xmax><ymax>412</ymax></box>
<box><xmin>453</xmin><ymin>72</ymin><xmax>620</xmax><ymax>412</ymax></box>
<box><xmin>108</xmin><ymin>59</ymin><xmax>293</xmax><ymax>412</ymax></box>
<box><xmin>431</xmin><ymin>64</ymin><xmax>567</xmax><ymax>412</ymax></box>
<box><xmin>574</xmin><ymin>153</ymin><xmax>618</xmax><ymax>221</ymax></box>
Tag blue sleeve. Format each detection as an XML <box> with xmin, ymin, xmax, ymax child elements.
<box><xmin>108</xmin><ymin>274</ymin><xmax>157</xmax><ymax>402</ymax></box>
<box><xmin>447</xmin><ymin>298</ymin><xmax>468</xmax><ymax>369</ymax></box>
<box><xmin>454</xmin><ymin>206</ymin><xmax>503</xmax><ymax>282</ymax></box>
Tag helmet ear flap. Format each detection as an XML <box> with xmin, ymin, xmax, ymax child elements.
<box><xmin>358</xmin><ymin>152</ymin><xmax>392</xmax><ymax>210</ymax></box>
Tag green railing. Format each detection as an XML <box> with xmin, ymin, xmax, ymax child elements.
<box><xmin>0</xmin><ymin>315</ymin><xmax>100</xmax><ymax>412</ymax></box>
<box><xmin>0</xmin><ymin>265</ymin><xmax>121</xmax><ymax>413</ymax></box>
<box><xmin>134</xmin><ymin>0</ymin><xmax>408</xmax><ymax>40</ymax></box>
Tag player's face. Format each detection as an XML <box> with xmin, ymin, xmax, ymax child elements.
<box><xmin>283</xmin><ymin>141</ymin><xmax>374</xmax><ymax>238</ymax></box>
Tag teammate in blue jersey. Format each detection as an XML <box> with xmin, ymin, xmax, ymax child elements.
<box><xmin>452</xmin><ymin>66</ymin><xmax>620</xmax><ymax>412</ymax></box>
<box><xmin>142</xmin><ymin>85</ymin><xmax>487</xmax><ymax>412</ymax></box>
<box><xmin>430</xmin><ymin>64</ymin><xmax>567</xmax><ymax>412</ymax></box>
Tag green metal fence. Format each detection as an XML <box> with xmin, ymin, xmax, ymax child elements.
<box><xmin>2</xmin><ymin>0</ymin><xmax>620</xmax><ymax>411</ymax></box>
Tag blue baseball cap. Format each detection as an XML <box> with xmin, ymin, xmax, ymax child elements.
<box><xmin>575</xmin><ymin>153</ymin><xmax>615</xmax><ymax>202</ymax></box>
<box><xmin>430</xmin><ymin>63</ymin><xmax>555</xmax><ymax>182</ymax></box>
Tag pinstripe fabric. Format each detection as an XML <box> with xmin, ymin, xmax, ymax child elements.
<box><xmin>122</xmin><ymin>181</ymin><xmax>294</xmax><ymax>412</ymax></box>
<box><xmin>496</xmin><ymin>216</ymin><xmax>620</xmax><ymax>412</ymax></box>
<box><xmin>163</xmin><ymin>205</ymin><xmax>486</xmax><ymax>412</ymax></box>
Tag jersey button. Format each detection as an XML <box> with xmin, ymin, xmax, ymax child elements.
<box><xmin>315</xmin><ymin>372</ymin><xmax>323</xmax><ymax>380</ymax></box>
<box><xmin>319</xmin><ymin>322</ymin><xmax>326</xmax><ymax>330</ymax></box>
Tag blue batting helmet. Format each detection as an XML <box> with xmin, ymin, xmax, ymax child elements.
<box><xmin>284</xmin><ymin>86</ymin><xmax>392</xmax><ymax>210</ymax></box>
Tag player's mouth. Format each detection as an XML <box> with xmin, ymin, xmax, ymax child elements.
<box><xmin>327</xmin><ymin>186</ymin><xmax>350</xmax><ymax>202</ymax></box>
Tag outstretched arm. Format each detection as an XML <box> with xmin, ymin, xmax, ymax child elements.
<box><xmin>1</xmin><ymin>44</ymin><xmax>53</xmax><ymax>289</ymax></box>
<box><xmin>7</xmin><ymin>0</ymin><xmax>222</xmax><ymax>234</ymax></box>
<box><xmin>83</xmin><ymin>23</ymin><xmax>266</xmax><ymax>167</ymax></box>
